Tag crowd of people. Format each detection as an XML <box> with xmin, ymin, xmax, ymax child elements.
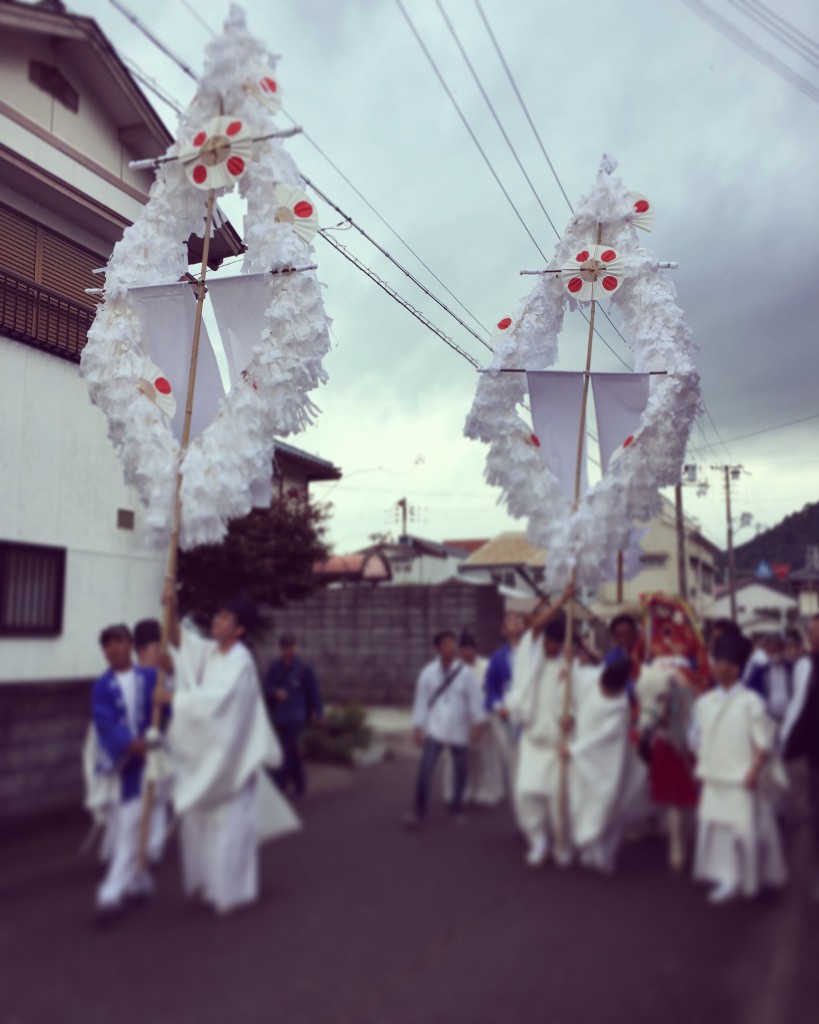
<box><xmin>84</xmin><ymin>584</ymin><xmax>819</xmax><ymax>926</ymax></box>
<box><xmin>405</xmin><ymin>592</ymin><xmax>819</xmax><ymax>906</ymax></box>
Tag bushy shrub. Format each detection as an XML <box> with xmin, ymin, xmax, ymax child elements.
<box><xmin>301</xmin><ymin>702</ymin><xmax>372</xmax><ymax>765</ymax></box>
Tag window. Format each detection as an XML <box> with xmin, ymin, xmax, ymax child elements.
<box><xmin>117</xmin><ymin>509</ymin><xmax>135</xmax><ymax>531</ymax></box>
<box><xmin>0</xmin><ymin>541</ymin><xmax>66</xmax><ymax>637</ymax></box>
<box><xmin>0</xmin><ymin>204</ymin><xmax>103</xmax><ymax>362</ymax></box>
<box><xmin>640</xmin><ymin>553</ymin><xmax>668</xmax><ymax>568</ymax></box>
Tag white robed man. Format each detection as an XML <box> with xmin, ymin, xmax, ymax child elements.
<box><xmin>690</xmin><ymin>629</ymin><xmax>787</xmax><ymax>904</ymax></box>
<box><xmin>442</xmin><ymin>631</ymin><xmax>504</xmax><ymax>806</ymax></box>
<box><xmin>569</xmin><ymin>655</ymin><xmax>648</xmax><ymax>873</ymax></box>
<box><xmin>157</xmin><ymin>588</ymin><xmax>300</xmax><ymax>914</ymax></box>
<box><xmin>506</xmin><ymin>587</ymin><xmax>597</xmax><ymax>867</ymax></box>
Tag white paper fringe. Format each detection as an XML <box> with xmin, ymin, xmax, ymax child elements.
<box><xmin>464</xmin><ymin>158</ymin><xmax>700</xmax><ymax>591</ymax></box>
<box><xmin>79</xmin><ymin>5</ymin><xmax>331</xmax><ymax>550</ymax></box>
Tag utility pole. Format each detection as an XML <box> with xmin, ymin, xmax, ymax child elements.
<box><xmin>674</xmin><ymin>482</ymin><xmax>688</xmax><ymax>601</ymax></box>
<box><xmin>397</xmin><ymin>496</ymin><xmax>408</xmax><ymax>536</ymax></box>
<box><xmin>712</xmin><ymin>465</ymin><xmax>744</xmax><ymax>623</ymax></box>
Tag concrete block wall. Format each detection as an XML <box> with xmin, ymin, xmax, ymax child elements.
<box><xmin>0</xmin><ymin>680</ymin><xmax>91</xmax><ymax>829</ymax></box>
<box><xmin>256</xmin><ymin>582</ymin><xmax>505</xmax><ymax>706</ymax></box>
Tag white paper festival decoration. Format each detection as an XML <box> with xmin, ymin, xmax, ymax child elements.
<box><xmin>464</xmin><ymin>157</ymin><xmax>700</xmax><ymax>590</ymax></box>
<box><xmin>80</xmin><ymin>5</ymin><xmax>332</xmax><ymax>549</ymax></box>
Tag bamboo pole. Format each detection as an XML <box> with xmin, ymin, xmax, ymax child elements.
<box><xmin>555</xmin><ymin>225</ymin><xmax>601</xmax><ymax>858</ymax></box>
<box><xmin>138</xmin><ymin>188</ymin><xmax>217</xmax><ymax>868</ymax></box>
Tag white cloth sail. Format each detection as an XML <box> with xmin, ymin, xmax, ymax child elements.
<box><xmin>526</xmin><ymin>371</ymin><xmax>588</xmax><ymax>505</ymax></box>
<box><xmin>207</xmin><ymin>274</ymin><xmax>277</xmax><ymax>386</ymax></box>
<box><xmin>129</xmin><ymin>282</ymin><xmax>225</xmax><ymax>442</ymax></box>
<box><xmin>591</xmin><ymin>372</ymin><xmax>651</xmax><ymax>471</ymax></box>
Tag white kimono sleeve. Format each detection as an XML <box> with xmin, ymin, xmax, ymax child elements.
<box><xmin>169</xmin><ymin>635</ymin><xmax>282</xmax><ymax>815</ymax></box>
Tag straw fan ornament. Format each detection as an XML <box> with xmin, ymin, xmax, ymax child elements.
<box><xmin>465</xmin><ymin>155</ymin><xmax>700</xmax><ymax>591</ymax></box>
<box><xmin>80</xmin><ymin>5</ymin><xmax>331</xmax><ymax>551</ymax></box>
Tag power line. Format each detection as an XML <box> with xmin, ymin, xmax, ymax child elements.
<box><xmin>434</xmin><ymin>0</ymin><xmax>560</xmax><ymax>238</ymax></box>
<box><xmin>682</xmin><ymin>0</ymin><xmax>819</xmax><ymax>103</ymax></box>
<box><xmin>398</xmin><ymin>0</ymin><xmax>633</xmax><ymax>371</ymax></box>
<box><xmin>283</xmin><ymin>112</ymin><xmax>491</xmax><ymax>339</ymax></box>
<box><xmin>440</xmin><ymin>1</ymin><xmax>635</xmax><ymax>368</ymax></box>
<box><xmin>317</xmin><ymin>231</ymin><xmax>482</xmax><ymax>370</ymax></box>
<box><xmin>171</xmin><ymin>0</ymin><xmax>490</xmax><ymax>337</ymax></box>
<box><xmin>731</xmin><ymin>0</ymin><xmax>819</xmax><ymax>68</ymax></box>
<box><xmin>473</xmin><ymin>0</ymin><xmax>573</xmax><ymax>214</ymax></box>
<box><xmin>304</xmin><ymin>176</ymin><xmax>493</xmax><ymax>352</ymax></box>
<box><xmin>121</xmin><ymin>55</ymin><xmax>186</xmax><ymax>116</ymax></box>
<box><xmin>395</xmin><ymin>0</ymin><xmax>549</xmax><ymax>263</ymax></box>
<box><xmin>109</xmin><ymin>0</ymin><xmax>198</xmax><ymax>81</ymax></box>
<box><xmin>689</xmin><ymin>412</ymin><xmax>819</xmax><ymax>454</ymax></box>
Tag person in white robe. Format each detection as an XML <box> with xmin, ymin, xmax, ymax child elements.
<box><xmin>569</xmin><ymin>656</ymin><xmax>648</xmax><ymax>873</ymax></box>
<box><xmin>690</xmin><ymin>630</ymin><xmax>788</xmax><ymax>904</ymax></box>
<box><xmin>442</xmin><ymin>632</ymin><xmax>503</xmax><ymax>806</ymax></box>
<box><xmin>159</xmin><ymin>591</ymin><xmax>300</xmax><ymax>915</ymax></box>
<box><xmin>506</xmin><ymin>588</ymin><xmax>596</xmax><ymax>868</ymax></box>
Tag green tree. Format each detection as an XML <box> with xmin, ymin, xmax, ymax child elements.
<box><xmin>178</xmin><ymin>491</ymin><xmax>332</xmax><ymax>627</ymax></box>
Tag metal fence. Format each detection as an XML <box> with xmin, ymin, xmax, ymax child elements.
<box><xmin>0</xmin><ymin>268</ymin><xmax>95</xmax><ymax>362</ymax></box>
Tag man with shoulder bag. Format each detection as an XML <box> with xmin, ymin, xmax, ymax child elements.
<box><xmin>404</xmin><ymin>630</ymin><xmax>486</xmax><ymax>828</ymax></box>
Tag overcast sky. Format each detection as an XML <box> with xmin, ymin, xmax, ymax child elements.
<box><xmin>73</xmin><ymin>0</ymin><xmax>819</xmax><ymax>556</ymax></box>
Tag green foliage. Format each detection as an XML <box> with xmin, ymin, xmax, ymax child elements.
<box><xmin>178</xmin><ymin>491</ymin><xmax>331</xmax><ymax>629</ymax></box>
<box><xmin>732</xmin><ymin>501</ymin><xmax>819</xmax><ymax>575</ymax></box>
<box><xmin>301</xmin><ymin>703</ymin><xmax>373</xmax><ymax>765</ymax></box>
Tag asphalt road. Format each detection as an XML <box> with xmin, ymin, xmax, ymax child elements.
<box><xmin>2</xmin><ymin>758</ymin><xmax>818</xmax><ymax>1024</ymax></box>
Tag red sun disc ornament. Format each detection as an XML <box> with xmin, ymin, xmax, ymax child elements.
<box><xmin>137</xmin><ymin>359</ymin><xmax>176</xmax><ymax>419</ymax></box>
<box><xmin>560</xmin><ymin>244</ymin><xmax>624</xmax><ymax>302</ymax></box>
<box><xmin>178</xmin><ymin>115</ymin><xmax>254</xmax><ymax>191</ymax></box>
<box><xmin>627</xmin><ymin>192</ymin><xmax>655</xmax><ymax>233</ymax></box>
<box><xmin>244</xmin><ymin>65</ymin><xmax>284</xmax><ymax>114</ymax></box>
<box><xmin>274</xmin><ymin>184</ymin><xmax>319</xmax><ymax>243</ymax></box>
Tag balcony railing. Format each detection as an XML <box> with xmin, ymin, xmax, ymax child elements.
<box><xmin>0</xmin><ymin>269</ymin><xmax>96</xmax><ymax>363</ymax></box>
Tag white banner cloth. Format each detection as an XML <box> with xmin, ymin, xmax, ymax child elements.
<box><xmin>207</xmin><ymin>274</ymin><xmax>276</xmax><ymax>387</ymax></box>
<box><xmin>591</xmin><ymin>373</ymin><xmax>651</xmax><ymax>471</ymax></box>
<box><xmin>129</xmin><ymin>283</ymin><xmax>224</xmax><ymax>442</ymax></box>
<box><xmin>526</xmin><ymin>371</ymin><xmax>588</xmax><ymax>505</ymax></box>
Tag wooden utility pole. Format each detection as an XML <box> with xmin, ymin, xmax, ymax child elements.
<box><xmin>711</xmin><ymin>464</ymin><xmax>742</xmax><ymax>623</ymax></box>
<box><xmin>674</xmin><ymin>482</ymin><xmax>688</xmax><ymax>601</ymax></box>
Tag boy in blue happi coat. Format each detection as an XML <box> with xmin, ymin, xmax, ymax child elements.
<box><xmin>91</xmin><ymin>623</ymin><xmax>166</xmax><ymax>922</ymax></box>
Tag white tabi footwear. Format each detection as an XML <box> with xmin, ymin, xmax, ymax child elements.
<box><xmin>707</xmin><ymin>880</ymin><xmax>741</xmax><ymax>905</ymax></box>
<box><xmin>525</xmin><ymin>834</ymin><xmax>549</xmax><ymax>868</ymax></box>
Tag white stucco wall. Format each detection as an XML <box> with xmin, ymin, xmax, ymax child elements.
<box><xmin>0</xmin><ymin>337</ymin><xmax>164</xmax><ymax>682</ymax></box>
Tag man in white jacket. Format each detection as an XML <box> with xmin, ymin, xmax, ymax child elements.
<box><xmin>158</xmin><ymin>590</ymin><xmax>299</xmax><ymax>914</ymax></box>
<box><xmin>405</xmin><ymin>631</ymin><xmax>486</xmax><ymax>827</ymax></box>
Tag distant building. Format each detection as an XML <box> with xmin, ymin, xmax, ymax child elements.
<box><xmin>594</xmin><ymin>496</ymin><xmax>720</xmax><ymax>618</ymax></box>
<box><xmin>363</xmin><ymin>535</ymin><xmax>470</xmax><ymax>585</ymax></box>
<box><xmin>273</xmin><ymin>440</ymin><xmax>341</xmax><ymax>497</ymax></box>
<box><xmin>704</xmin><ymin>579</ymin><xmax>798</xmax><ymax>633</ymax></box>
<box><xmin>313</xmin><ymin>551</ymin><xmax>392</xmax><ymax>586</ymax></box>
<box><xmin>789</xmin><ymin>546</ymin><xmax>819</xmax><ymax>617</ymax></box>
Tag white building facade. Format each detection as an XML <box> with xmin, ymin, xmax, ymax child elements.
<box><xmin>0</xmin><ymin>1</ymin><xmax>181</xmax><ymax>684</ymax></box>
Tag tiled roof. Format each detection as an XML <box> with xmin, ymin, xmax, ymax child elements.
<box><xmin>461</xmin><ymin>533</ymin><xmax>547</xmax><ymax>570</ymax></box>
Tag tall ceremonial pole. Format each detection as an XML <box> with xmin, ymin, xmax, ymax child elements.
<box><xmin>555</xmin><ymin>223</ymin><xmax>601</xmax><ymax>859</ymax></box>
<box><xmin>138</xmin><ymin>189</ymin><xmax>217</xmax><ymax>867</ymax></box>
